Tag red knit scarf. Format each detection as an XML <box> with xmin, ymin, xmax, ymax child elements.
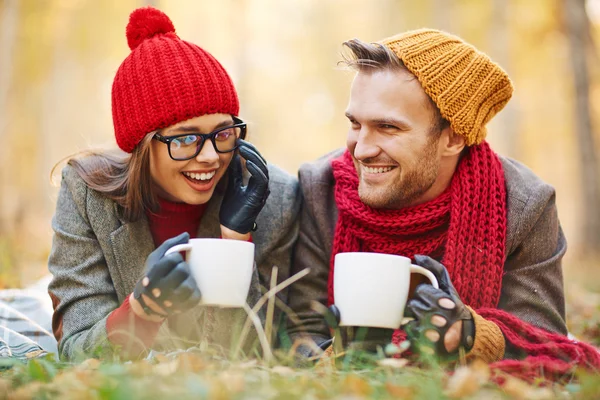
<box><xmin>329</xmin><ymin>142</ymin><xmax>600</xmax><ymax>382</ymax></box>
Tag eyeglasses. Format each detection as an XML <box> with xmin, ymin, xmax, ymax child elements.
<box><xmin>153</xmin><ymin>116</ymin><xmax>247</xmax><ymax>161</ymax></box>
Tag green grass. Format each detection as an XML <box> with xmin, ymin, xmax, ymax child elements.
<box><xmin>1</xmin><ymin>347</ymin><xmax>599</xmax><ymax>399</ymax></box>
<box><xmin>1</xmin><ymin>269</ymin><xmax>599</xmax><ymax>399</ymax></box>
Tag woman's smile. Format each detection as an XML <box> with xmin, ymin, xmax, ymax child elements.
<box><xmin>181</xmin><ymin>168</ymin><xmax>218</xmax><ymax>192</ymax></box>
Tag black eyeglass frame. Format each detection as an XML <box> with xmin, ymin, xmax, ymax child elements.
<box><xmin>153</xmin><ymin>116</ymin><xmax>247</xmax><ymax>161</ymax></box>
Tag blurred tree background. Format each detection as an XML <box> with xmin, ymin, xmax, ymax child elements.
<box><xmin>1</xmin><ymin>0</ymin><xmax>600</xmax><ymax>294</ymax></box>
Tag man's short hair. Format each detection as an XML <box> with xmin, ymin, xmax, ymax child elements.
<box><xmin>341</xmin><ymin>38</ymin><xmax>450</xmax><ymax>136</ymax></box>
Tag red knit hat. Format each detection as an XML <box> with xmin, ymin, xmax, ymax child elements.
<box><xmin>112</xmin><ymin>7</ymin><xmax>239</xmax><ymax>153</ymax></box>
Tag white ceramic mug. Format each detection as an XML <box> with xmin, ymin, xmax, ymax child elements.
<box><xmin>333</xmin><ymin>252</ymin><xmax>439</xmax><ymax>329</ymax></box>
<box><xmin>165</xmin><ymin>238</ymin><xmax>255</xmax><ymax>308</ymax></box>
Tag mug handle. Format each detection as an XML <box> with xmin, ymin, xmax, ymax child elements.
<box><xmin>410</xmin><ymin>264</ymin><xmax>439</xmax><ymax>289</ymax></box>
<box><xmin>165</xmin><ymin>243</ymin><xmax>193</xmax><ymax>256</ymax></box>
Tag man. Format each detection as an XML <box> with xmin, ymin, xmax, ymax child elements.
<box><xmin>287</xmin><ymin>29</ymin><xmax>599</xmax><ymax>374</ymax></box>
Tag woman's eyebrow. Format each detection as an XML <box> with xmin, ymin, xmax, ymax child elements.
<box><xmin>167</xmin><ymin>119</ymin><xmax>234</xmax><ymax>134</ymax></box>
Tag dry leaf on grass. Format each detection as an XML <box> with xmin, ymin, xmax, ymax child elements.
<box><xmin>272</xmin><ymin>366</ymin><xmax>295</xmax><ymax>376</ymax></box>
<box><xmin>177</xmin><ymin>353</ymin><xmax>207</xmax><ymax>373</ymax></box>
<box><xmin>47</xmin><ymin>366</ymin><xmax>105</xmax><ymax>392</ymax></box>
<box><xmin>502</xmin><ymin>376</ymin><xmax>535</xmax><ymax>400</ymax></box>
<box><xmin>153</xmin><ymin>360</ymin><xmax>179</xmax><ymax>376</ymax></box>
<box><xmin>0</xmin><ymin>378</ymin><xmax>11</xmax><ymax>400</ymax></box>
<box><xmin>153</xmin><ymin>354</ymin><xmax>171</xmax><ymax>364</ymax></box>
<box><xmin>206</xmin><ymin>379</ymin><xmax>229</xmax><ymax>400</ymax></box>
<box><xmin>502</xmin><ymin>376</ymin><xmax>554</xmax><ymax>400</ymax></box>
<box><xmin>377</xmin><ymin>358</ymin><xmax>409</xmax><ymax>369</ymax></box>
<box><xmin>74</xmin><ymin>370</ymin><xmax>104</xmax><ymax>390</ymax></box>
<box><xmin>445</xmin><ymin>367</ymin><xmax>483</xmax><ymax>398</ymax></box>
<box><xmin>315</xmin><ymin>351</ymin><xmax>336</xmax><ymax>370</ymax></box>
<box><xmin>343</xmin><ymin>375</ymin><xmax>372</xmax><ymax>397</ymax></box>
<box><xmin>76</xmin><ymin>358</ymin><xmax>101</xmax><ymax>370</ymax></box>
<box><xmin>7</xmin><ymin>381</ymin><xmax>44</xmax><ymax>400</ymax></box>
<box><xmin>236</xmin><ymin>360</ymin><xmax>258</xmax><ymax>370</ymax></box>
<box><xmin>468</xmin><ymin>388</ymin><xmax>505</xmax><ymax>400</ymax></box>
<box><xmin>385</xmin><ymin>382</ymin><xmax>414</xmax><ymax>398</ymax></box>
<box><xmin>219</xmin><ymin>371</ymin><xmax>245</xmax><ymax>393</ymax></box>
<box><xmin>445</xmin><ymin>359</ymin><xmax>490</xmax><ymax>398</ymax></box>
<box><xmin>530</xmin><ymin>389</ymin><xmax>555</xmax><ymax>400</ymax></box>
<box><xmin>126</xmin><ymin>360</ymin><xmax>154</xmax><ymax>377</ymax></box>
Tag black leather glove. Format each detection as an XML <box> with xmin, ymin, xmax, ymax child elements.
<box><xmin>133</xmin><ymin>232</ymin><xmax>202</xmax><ymax>317</ymax></box>
<box><xmin>219</xmin><ymin>139</ymin><xmax>270</xmax><ymax>234</ymax></box>
<box><xmin>404</xmin><ymin>255</ymin><xmax>474</xmax><ymax>358</ymax></box>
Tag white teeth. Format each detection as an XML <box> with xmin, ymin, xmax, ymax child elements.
<box><xmin>183</xmin><ymin>171</ymin><xmax>216</xmax><ymax>181</ymax></box>
<box><xmin>364</xmin><ymin>166</ymin><xmax>394</xmax><ymax>174</ymax></box>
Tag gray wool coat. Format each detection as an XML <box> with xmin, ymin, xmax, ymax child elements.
<box><xmin>48</xmin><ymin>163</ymin><xmax>300</xmax><ymax>361</ymax></box>
<box><xmin>287</xmin><ymin>149</ymin><xmax>567</xmax><ymax>356</ymax></box>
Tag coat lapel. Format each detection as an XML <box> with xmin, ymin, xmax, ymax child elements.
<box><xmin>109</xmin><ymin>215</ymin><xmax>155</xmax><ymax>302</ymax></box>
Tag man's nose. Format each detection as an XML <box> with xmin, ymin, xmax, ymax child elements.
<box><xmin>352</xmin><ymin>129</ymin><xmax>381</xmax><ymax>161</ymax></box>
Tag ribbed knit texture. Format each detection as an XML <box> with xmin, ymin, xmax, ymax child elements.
<box><xmin>482</xmin><ymin>308</ymin><xmax>600</xmax><ymax>382</ymax></box>
<box><xmin>112</xmin><ymin>7</ymin><xmax>239</xmax><ymax>153</ymax></box>
<box><xmin>329</xmin><ymin>142</ymin><xmax>600</xmax><ymax>382</ymax></box>
<box><xmin>466</xmin><ymin>306</ymin><xmax>505</xmax><ymax>363</ymax></box>
<box><xmin>381</xmin><ymin>29</ymin><xmax>513</xmax><ymax>146</ymax></box>
<box><xmin>328</xmin><ymin>142</ymin><xmax>506</xmax><ymax>308</ymax></box>
<box><xmin>146</xmin><ymin>197</ymin><xmax>207</xmax><ymax>247</ymax></box>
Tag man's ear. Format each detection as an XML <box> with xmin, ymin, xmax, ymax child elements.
<box><xmin>441</xmin><ymin>128</ymin><xmax>466</xmax><ymax>157</ymax></box>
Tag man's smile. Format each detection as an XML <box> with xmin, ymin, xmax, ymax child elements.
<box><xmin>362</xmin><ymin>165</ymin><xmax>396</xmax><ymax>174</ymax></box>
<box><xmin>359</xmin><ymin>164</ymin><xmax>398</xmax><ymax>183</ymax></box>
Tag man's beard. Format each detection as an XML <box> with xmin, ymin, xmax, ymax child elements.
<box><xmin>356</xmin><ymin>140</ymin><xmax>440</xmax><ymax>209</ymax></box>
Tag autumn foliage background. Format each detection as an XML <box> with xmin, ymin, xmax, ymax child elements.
<box><xmin>0</xmin><ymin>0</ymin><xmax>599</xmax><ymax>345</ymax></box>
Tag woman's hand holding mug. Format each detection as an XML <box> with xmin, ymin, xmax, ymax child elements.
<box><xmin>130</xmin><ymin>232</ymin><xmax>202</xmax><ymax>321</ymax></box>
<box><xmin>219</xmin><ymin>139</ymin><xmax>270</xmax><ymax>240</ymax></box>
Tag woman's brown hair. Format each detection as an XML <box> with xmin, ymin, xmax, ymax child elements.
<box><xmin>53</xmin><ymin>133</ymin><xmax>158</xmax><ymax>222</ymax></box>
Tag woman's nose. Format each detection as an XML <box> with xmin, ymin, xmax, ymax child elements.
<box><xmin>195</xmin><ymin>139</ymin><xmax>220</xmax><ymax>163</ymax></box>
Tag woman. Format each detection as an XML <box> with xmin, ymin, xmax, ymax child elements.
<box><xmin>48</xmin><ymin>6</ymin><xmax>300</xmax><ymax>361</ymax></box>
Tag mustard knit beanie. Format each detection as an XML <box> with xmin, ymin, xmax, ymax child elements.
<box><xmin>381</xmin><ymin>29</ymin><xmax>513</xmax><ymax>146</ymax></box>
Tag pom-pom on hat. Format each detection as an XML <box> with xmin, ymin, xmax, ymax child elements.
<box><xmin>112</xmin><ymin>7</ymin><xmax>239</xmax><ymax>153</ymax></box>
<box><xmin>381</xmin><ymin>29</ymin><xmax>513</xmax><ymax>146</ymax></box>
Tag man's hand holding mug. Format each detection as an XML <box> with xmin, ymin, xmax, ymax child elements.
<box><xmin>324</xmin><ymin>252</ymin><xmax>438</xmax><ymax>353</ymax></box>
<box><xmin>403</xmin><ymin>255</ymin><xmax>475</xmax><ymax>359</ymax></box>
<box><xmin>326</xmin><ymin>253</ymin><xmax>475</xmax><ymax>359</ymax></box>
